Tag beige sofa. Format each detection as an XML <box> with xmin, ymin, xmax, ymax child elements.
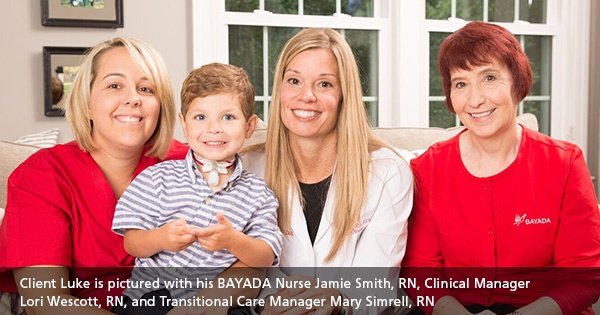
<box><xmin>0</xmin><ymin>113</ymin><xmax>538</xmax><ymax>218</ymax></box>
<box><xmin>5</xmin><ymin>114</ymin><xmax>599</xmax><ymax>313</ymax></box>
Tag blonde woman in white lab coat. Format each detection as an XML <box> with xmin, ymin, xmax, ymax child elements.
<box><xmin>242</xmin><ymin>28</ymin><xmax>413</xmax><ymax>315</ymax></box>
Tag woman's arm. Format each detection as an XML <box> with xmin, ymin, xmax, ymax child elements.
<box><xmin>402</xmin><ymin>154</ymin><xmax>458</xmax><ymax>315</ymax></box>
<box><xmin>544</xmin><ymin>148</ymin><xmax>600</xmax><ymax>314</ymax></box>
<box><xmin>262</xmin><ymin>152</ymin><xmax>415</xmax><ymax>315</ymax></box>
<box><xmin>14</xmin><ymin>266</ymin><xmax>114</xmax><ymax>315</ymax></box>
<box><xmin>352</xmin><ymin>151</ymin><xmax>413</xmax><ymax>267</ymax></box>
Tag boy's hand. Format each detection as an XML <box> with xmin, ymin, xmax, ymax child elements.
<box><xmin>194</xmin><ymin>212</ymin><xmax>240</xmax><ymax>251</ymax></box>
<box><xmin>158</xmin><ymin>218</ymin><xmax>197</xmax><ymax>252</ymax></box>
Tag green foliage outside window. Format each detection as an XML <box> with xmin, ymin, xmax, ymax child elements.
<box><xmin>225</xmin><ymin>0</ymin><xmax>550</xmax><ymax>132</ymax></box>
<box><xmin>425</xmin><ymin>0</ymin><xmax>551</xmax><ymax>133</ymax></box>
<box><xmin>226</xmin><ymin>1</ymin><xmax>377</xmax><ymax>124</ymax></box>
<box><xmin>227</xmin><ymin>0</ymin><xmax>373</xmax><ymax>17</ymax></box>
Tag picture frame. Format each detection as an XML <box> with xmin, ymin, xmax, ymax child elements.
<box><xmin>41</xmin><ymin>0</ymin><xmax>123</xmax><ymax>28</ymax></box>
<box><xmin>43</xmin><ymin>46</ymin><xmax>89</xmax><ymax>117</ymax></box>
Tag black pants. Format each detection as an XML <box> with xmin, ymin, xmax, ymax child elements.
<box><xmin>112</xmin><ymin>289</ymin><xmax>251</xmax><ymax>315</ymax></box>
<box><xmin>406</xmin><ymin>303</ymin><xmax>518</xmax><ymax>315</ymax></box>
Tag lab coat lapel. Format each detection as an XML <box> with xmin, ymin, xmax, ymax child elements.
<box><xmin>290</xmin><ymin>191</ymin><xmax>314</xmax><ymax>255</ymax></box>
<box><xmin>313</xmin><ymin>177</ymin><xmax>336</xmax><ymax>245</ymax></box>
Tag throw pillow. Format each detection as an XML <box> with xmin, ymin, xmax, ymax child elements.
<box><xmin>14</xmin><ymin>128</ymin><xmax>59</xmax><ymax>148</ymax></box>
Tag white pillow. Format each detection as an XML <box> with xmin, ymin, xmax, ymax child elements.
<box><xmin>411</xmin><ymin>149</ymin><xmax>426</xmax><ymax>158</ymax></box>
<box><xmin>392</xmin><ymin>147</ymin><xmax>417</xmax><ymax>163</ymax></box>
<box><xmin>14</xmin><ymin>128</ymin><xmax>59</xmax><ymax>148</ymax></box>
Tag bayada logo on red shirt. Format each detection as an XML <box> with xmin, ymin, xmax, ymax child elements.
<box><xmin>514</xmin><ymin>213</ymin><xmax>551</xmax><ymax>226</ymax></box>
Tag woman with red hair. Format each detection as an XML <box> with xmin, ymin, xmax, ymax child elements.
<box><xmin>403</xmin><ymin>21</ymin><xmax>600</xmax><ymax>315</ymax></box>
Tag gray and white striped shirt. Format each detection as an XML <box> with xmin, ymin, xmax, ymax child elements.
<box><xmin>112</xmin><ymin>149</ymin><xmax>282</xmax><ymax>299</ymax></box>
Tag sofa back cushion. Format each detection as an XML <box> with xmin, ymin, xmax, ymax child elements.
<box><xmin>244</xmin><ymin>113</ymin><xmax>539</xmax><ymax>152</ymax></box>
<box><xmin>0</xmin><ymin>113</ymin><xmax>539</xmax><ymax>213</ymax></box>
<box><xmin>0</xmin><ymin>141</ymin><xmax>40</xmax><ymax>209</ymax></box>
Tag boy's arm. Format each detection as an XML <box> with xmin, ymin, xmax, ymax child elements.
<box><xmin>124</xmin><ymin>218</ymin><xmax>197</xmax><ymax>258</ymax></box>
<box><xmin>114</xmin><ymin>165</ymin><xmax>196</xmax><ymax>258</ymax></box>
<box><xmin>226</xmin><ymin>232</ymin><xmax>275</xmax><ymax>268</ymax></box>
<box><xmin>194</xmin><ymin>213</ymin><xmax>276</xmax><ymax>267</ymax></box>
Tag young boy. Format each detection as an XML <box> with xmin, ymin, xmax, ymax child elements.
<box><xmin>111</xmin><ymin>63</ymin><xmax>282</xmax><ymax>314</ymax></box>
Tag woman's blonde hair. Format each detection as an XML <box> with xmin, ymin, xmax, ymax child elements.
<box><xmin>61</xmin><ymin>36</ymin><xmax>176</xmax><ymax>159</ymax></box>
<box><xmin>264</xmin><ymin>28</ymin><xmax>391</xmax><ymax>262</ymax></box>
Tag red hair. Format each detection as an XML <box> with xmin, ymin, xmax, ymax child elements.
<box><xmin>438</xmin><ymin>21</ymin><xmax>533</xmax><ymax>113</ymax></box>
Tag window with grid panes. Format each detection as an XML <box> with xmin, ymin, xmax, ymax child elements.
<box><xmin>222</xmin><ymin>0</ymin><xmax>385</xmax><ymax>126</ymax></box>
<box><xmin>425</xmin><ymin>0</ymin><xmax>552</xmax><ymax>135</ymax></box>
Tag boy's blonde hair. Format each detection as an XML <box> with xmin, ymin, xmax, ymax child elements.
<box><xmin>180</xmin><ymin>63</ymin><xmax>255</xmax><ymax>120</ymax></box>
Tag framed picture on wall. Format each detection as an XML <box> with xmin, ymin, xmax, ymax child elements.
<box><xmin>41</xmin><ymin>0</ymin><xmax>123</xmax><ymax>28</ymax></box>
<box><xmin>43</xmin><ymin>46</ymin><xmax>89</xmax><ymax>117</ymax></box>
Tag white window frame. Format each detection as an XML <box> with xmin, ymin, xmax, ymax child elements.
<box><xmin>392</xmin><ymin>0</ymin><xmax>591</xmax><ymax>154</ymax></box>
<box><xmin>192</xmin><ymin>0</ymin><xmax>393</xmax><ymax>126</ymax></box>
<box><xmin>193</xmin><ymin>0</ymin><xmax>590</xmax><ymax>153</ymax></box>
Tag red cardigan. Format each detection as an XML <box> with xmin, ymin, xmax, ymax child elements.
<box><xmin>403</xmin><ymin>126</ymin><xmax>600</xmax><ymax>315</ymax></box>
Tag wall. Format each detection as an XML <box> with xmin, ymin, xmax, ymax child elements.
<box><xmin>588</xmin><ymin>0</ymin><xmax>600</xmax><ymax>197</ymax></box>
<box><xmin>0</xmin><ymin>1</ymin><xmax>191</xmax><ymax>144</ymax></box>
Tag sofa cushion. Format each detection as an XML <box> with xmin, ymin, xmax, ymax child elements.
<box><xmin>245</xmin><ymin>113</ymin><xmax>539</xmax><ymax>152</ymax></box>
<box><xmin>0</xmin><ymin>141</ymin><xmax>41</xmax><ymax>209</ymax></box>
<box><xmin>244</xmin><ymin>126</ymin><xmax>462</xmax><ymax>153</ymax></box>
<box><xmin>0</xmin><ymin>113</ymin><xmax>539</xmax><ymax>215</ymax></box>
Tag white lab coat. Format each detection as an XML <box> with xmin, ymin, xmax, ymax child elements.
<box><xmin>242</xmin><ymin>147</ymin><xmax>413</xmax><ymax>315</ymax></box>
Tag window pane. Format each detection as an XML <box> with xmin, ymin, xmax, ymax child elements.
<box><xmin>226</xmin><ymin>0</ymin><xmax>258</xmax><ymax>12</ymax></box>
<box><xmin>426</xmin><ymin>0</ymin><xmax>451</xmax><ymax>20</ymax></box>
<box><xmin>523</xmin><ymin>35</ymin><xmax>552</xmax><ymax>96</ymax></box>
<box><xmin>229</xmin><ymin>25</ymin><xmax>264</xmax><ymax>96</ymax></box>
<box><xmin>426</xmin><ymin>0</ymin><xmax>548</xmax><ymax>23</ymax></box>
<box><xmin>304</xmin><ymin>0</ymin><xmax>336</xmax><ymax>15</ymax></box>
<box><xmin>255</xmin><ymin>0</ymin><xmax>375</xmax><ymax>17</ymax></box>
<box><xmin>429</xmin><ymin>101</ymin><xmax>456</xmax><ymax>128</ymax></box>
<box><xmin>429</xmin><ymin>32</ymin><xmax>451</xmax><ymax>96</ymax></box>
<box><xmin>522</xmin><ymin>35</ymin><xmax>551</xmax><ymax>136</ymax></box>
<box><xmin>342</xmin><ymin>0</ymin><xmax>374</xmax><ymax>17</ymax></box>
<box><xmin>523</xmin><ymin>101</ymin><xmax>550</xmax><ymax>135</ymax></box>
<box><xmin>426</xmin><ymin>0</ymin><xmax>484</xmax><ymax>22</ymax></box>
<box><xmin>344</xmin><ymin>29</ymin><xmax>378</xmax><ymax>98</ymax></box>
<box><xmin>519</xmin><ymin>0</ymin><xmax>546</xmax><ymax>23</ymax></box>
<box><xmin>267</xmin><ymin>27</ymin><xmax>302</xmax><ymax>96</ymax></box>
<box><xmin>254</xmin><ymin>100</ymin><xmax>266</xmax><ymax>121</ymax></box>
<box><xmin>344</xmin><ymin>29</ymin><xmax>378</xmax><ymax>126</ymax></box>
<box><xmin>229</xmin><ymin>26</ymin><xmax>378</xmax><ymax>125</ymax></box>
<box><xmin>456</xmin><ymin>0</ymin><xmax>483</xmax><ymax>21</ymax></box>
<box><xmin>265</xmin><ymin>0</ymin><xmax>298</xmax><ymax>14</ymax></box>
<box><xmin>364</xmin><ymin>101</ymin><xmax>378</xmax><ymax>126</ymax></box>
<box><xmin>488</xmin><ymin>0</ymin><xmax>514</xmax><ymax>22</ymax></box>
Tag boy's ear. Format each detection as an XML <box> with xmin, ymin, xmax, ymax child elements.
<box><xmin>245</xmin><ymin>114</ymin><xmax>258</xmax><ymax>139</ymax></box>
